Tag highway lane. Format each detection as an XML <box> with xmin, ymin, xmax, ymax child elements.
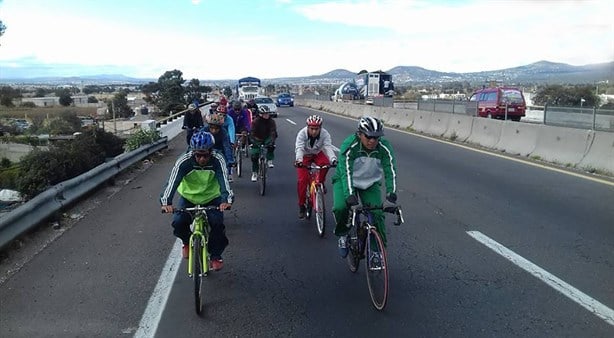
<box><xmin>1</xmin><ymin>106</ymin><xmax>612</xmax><ymax>337</ymax></box>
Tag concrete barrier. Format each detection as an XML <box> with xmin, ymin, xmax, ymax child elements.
<box><xmin>424</xmin><ymin>112</ymin><xmax>451</xmax><ymax>137</ymax></box>
<box><xmin>466</xmin><ymin>118</ymin><xmax>504</xmax><ymax>148</ymax></box>
<box><xmin>443</xmin><ymin>114</ymin><xmax>474</xmax><ymax>142</ymax></box>
<box><xmin>530</xmin><ymin>126</ymin><xmax>593</xmax><ymax>166</ymax></box>
<box><xmin>494</xmin><ymin>122</ymin><xmax>540</xmax><ymax>156</ymax></box>
<box><xmin>578</xmin><ymin>131</ymin><xmax>614</xmax><ymax>173</ymax></box>
<box><xmin>411</xmin><ymin>111</ymin><xmax>433</xmax><ymax>133</ymax></box>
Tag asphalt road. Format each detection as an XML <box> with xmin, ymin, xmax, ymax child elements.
<box><xmin>1</xmin><ymin>106</ymin><xmax>613</xmax><ymax>337</ymax></box>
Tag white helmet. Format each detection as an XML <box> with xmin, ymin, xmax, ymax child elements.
<box><xmin>357</xmin><ymin>116</ymin><xmax>383</xmax><ymax>137</ymax></box>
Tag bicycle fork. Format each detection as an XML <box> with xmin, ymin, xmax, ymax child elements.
<box><xmin>188</xmin><ymin>233</ymin><xmax>209</xmax><ymax>277</ymax></box>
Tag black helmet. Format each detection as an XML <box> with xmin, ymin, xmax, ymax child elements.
<box><xmin>259</xmin><ymin>105</ymin><xmax>270</xmax><ymax>114</ymax></box>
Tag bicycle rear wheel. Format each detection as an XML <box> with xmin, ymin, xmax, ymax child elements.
<box><xmin>345</xmin><ymin>225</ymin><xmax>360</xmax><ymax>273</ymax></box>
<box><xmin>192</xmin><ymin>236</ymin><xmax>204</xmax><ymax>315</ymax></box>
<box><xmin>365</xmin><ymin>227</ymin><xmax>388</xmax><ymax>310</ymax></box>
<box><xmin>259</xmin><ymin>158</ymin><xmax>266</xmax><ymax>196</ymax></box>
<box><xmin>314</xmin><ymin>185</ymin><xmax>325</xmax><ymax>237</ymax></box>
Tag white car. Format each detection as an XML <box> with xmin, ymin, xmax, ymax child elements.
<box><xmin>254</xmin><ymin>96</ymin><xmax>279</xmax><ymax>117</ymax></box>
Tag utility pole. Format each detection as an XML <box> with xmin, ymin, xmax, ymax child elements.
<box><xmin>112</xmin><ymin>100</ymin><xmax>117</xmax><ymax>134</ymax></box>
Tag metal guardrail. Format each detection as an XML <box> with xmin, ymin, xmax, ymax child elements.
<box><xmin>0</xmin><ymin>137</ymin><xmax>168</xmax><ymax>250</ymax></box>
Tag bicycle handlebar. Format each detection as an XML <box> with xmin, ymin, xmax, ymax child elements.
<box><xmin>161</xmin><ymin>205</ymin><xmax>230</xmax><ymax>214</ymax></box>
<box><xmin>350</xmin><ymin>203</ymin><xmax>405</xmax><ymax>226</ymax></box>
<box><xmin>295</xmin><ymin>163</ymin><xmax>337</xmax><ymax>169</ymax></box>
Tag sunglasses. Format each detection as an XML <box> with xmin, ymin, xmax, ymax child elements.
<box><xmin>194</xmin><ymin>152</ymin><xmax>211</xmax><ymax>159</ymax></box>
<box><xmin>365</xmin><ymin>135</ymin><xmax>380</xmax><ymax>140</ymax></box>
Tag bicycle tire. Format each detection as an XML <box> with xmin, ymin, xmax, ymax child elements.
<box><xmin>259</xmin><ymin>157</ymin><xmax>266</xmax><ymax>196</ymax></box>
<box><xmin>346</xmin><ymin>224</ymin><xmax>360</xmax><ymax>273</ymax></box>
<box><xmin>315</xmin><ymin>185</ymin><xmax>325</xmax><ymax>237</ymax></box>
<box><xmin>236</xmin><ymin>148</ymin><xmax>242</xmax><ymax>178</ymax></box>
<box><xmin>192</xmin><ymin>236</ymin><xmax>204</xmax><ymax>315</ymax></box>
<box><xmin>365</xmin><ymin>226</ymin><xmax>389</xmax><ymax>310</ymax></box>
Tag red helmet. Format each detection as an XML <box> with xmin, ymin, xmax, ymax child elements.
<box><xmin>306</xmin><ymin>115</ymin><xmax>322</xmax><ymax>126</ymax></box>
<box><xmin>217</xmin><ymin>104</ymin><xmax>227</xmax><ymax>113</ymax></box>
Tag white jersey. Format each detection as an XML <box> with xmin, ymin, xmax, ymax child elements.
<box><xmin>295</xmin><ymin>127</ymin><xmax>337</xmax><ymax>162</ymax></box>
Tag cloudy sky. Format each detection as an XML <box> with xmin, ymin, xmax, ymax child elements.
<box><xmin>0</xmin><ymin>0</ymin><xmax>612</xmax><ymax>80</ymax></box>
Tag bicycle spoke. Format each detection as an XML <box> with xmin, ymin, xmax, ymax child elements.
<box><xmin>365</xmin><ymin>227</ymin><xmax>388</xmax><ymax>310</ymax></box>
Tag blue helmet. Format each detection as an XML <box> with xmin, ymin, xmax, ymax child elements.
<box><xmin>190</xmin><ymin>130</ymin><xmax>215</xmax><ymax>151</ymax></box>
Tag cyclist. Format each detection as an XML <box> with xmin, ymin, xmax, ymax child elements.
<box><xmin>249</xmin><ymin>105</ymin><xmax>277</xmax><ymax>182</ymax></box>
<box><xmin>182</xmin><ymin>103</ymin><xmax>204</xmax><ymax>146</ymax></box>
<box><xmin>228</xmin><ymin>99</ymin><xmax>252</xmax><ymax>145</ymax></box>
<box><xmin>331</xmin><ymin>116</ymin><xmax>398</xmax><ymax>258</ymax></box>
<box><xmin>245</xmin><ymin>99</ymin><xmax>258</xmax><ymax>123</ymax></box>
<box><xmin>215</xmin><ymin>104</ymin><xmax>236</xmax><ymax>179</ymax></box>
<box><xmin>294</xmin><ymin>115</ymin><xmax>337</xmax><ymax>219</ymax></box>
<box><xmin>201</xmin><ymin>113</ymin><xmax>234</xmax><ymax>175</ymax></box>
<box><xmin>160</xmin><ymin>130</ymin><xmax>233</xmax><ymax>271</ymax></box>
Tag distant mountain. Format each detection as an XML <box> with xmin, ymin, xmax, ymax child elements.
<box><xmin>1</xmin><ymin>61</ymin><xmax>611</xmax><ymax>85</ymax></box>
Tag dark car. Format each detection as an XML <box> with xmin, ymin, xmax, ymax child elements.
<box><xmin>276</xmin><ymin>93</ymin><xmax>294</xmax><ymax>107</ymax></box>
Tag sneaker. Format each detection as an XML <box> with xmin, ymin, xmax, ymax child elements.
<box><xmin>210</xmin><ymin>258</ymin><xmax>224</xmax><ymax>271</ymax></box>
<box><xmin>369</xmin><ymin>252</ymin><xmax>383</xmax><ymax>270</ymax></box>
<box><xmin>298</xmin><ymin>206</ymin><xmax>306</xmax><ymax>219</ymax></box>
<box><xmin>251</xmin><ymin>172</ymin><xmax>258</xmax><ymax>182</ymax></box>
<box><xmin>267</xmin><ymin>160</ymin><xmax>274</xmax><ymax>168</ymax></box>
<box><xmin>338</xmin><ymin>236</ymin><xmax>348</xmax><ymax>258</ymax></box>
<box><xmin>182</xmin><ymin>244</ymin><xmax>189</xmax><ymax>260</ymax></box>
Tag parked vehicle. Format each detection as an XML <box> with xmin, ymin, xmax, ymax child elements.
<box><xmin>469</xmin><ymin>87</ymin><xmax>526</xmax><ymax>121</ymax></box>
<box><xmin>235</xmin><ymin>77</ymin><xmax>263</xmax><ymax>101</ymax></box>
<box><xmin>276</xmin><ymin>93</ymin><xmax>294</xmax><ymax>107</ymax></box>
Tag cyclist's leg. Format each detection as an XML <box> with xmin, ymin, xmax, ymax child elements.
<box><xmin>250</xmin><ymin>139</ymin><xmax>261</xmax><ymax>172</ymax></box>
<box><xmin>331</xmin><ymin>179</ymin><xmax>350</xmax><ymax>236</ymax></box>
<box><xmin>297</xmin><ymin>157</ymin><xmax>310</xmax><ymax>207</ymax></box>
<box><xmin>313</xmin><ymin>151</ymin><xmax>331</xmax><ymax>185</ymax></box>
<box><xmin>359</xmin><ymin>184</ymin><xmax>387</xmax><ymax>247</ymax></box>
<box><xmin>171</xmin><ymin>197</ymin><xmax>193</xmax><ymax>245</ymax></box>
<box><xmin>265</xmin><ymin>136</ymin><xmax>275</xmax><ymax>161</ymax></box>
<box><xmin>205</xmin><ymin>198</ymin><xmax>228</xmax><ymax>260</ymax></box>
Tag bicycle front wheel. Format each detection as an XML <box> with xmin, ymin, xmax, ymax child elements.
<box><xmin>365</xmin><ymin>227</ymin><xmax>389</xmax><ymax>310</ymax></box>
<box><xmin>192</xmin><ymin>236</ymin><xmax>204</xmax><ymax>315</ymax></box>
<box><xmin>236</xmin><ymin>149</ymin><xmax>242</xmax><ymax>178</ymax></box>
<box><xmin>346</xmin><ymin>225</ymin><xmax>360</xmax><ymax>273</ymax></box>
<box><xmin>259</xmin><ymin>158</ymin><xmax>266</xmax><ymax>196</ymax></box>
<box><xmin>314</xmin><ymin>185</ymin><xmax>325</xmax><ymax>237</ymax></box>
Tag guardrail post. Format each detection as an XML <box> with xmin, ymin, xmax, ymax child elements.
<box><xmin>544</xmin><ymin>103</ymin><xmax>548</xmax><ymax>125</ymax></box>
<box><xmin>505</xmin><ymin>103</ymin><xmax>508</xmax><ymax>121</ymax></box>
<box><xmin>432</xmin><ymin>100</ymin><xmax>436</xmax><ymax>112</ymax></box>
<box><xmin>592</xmin><ymin>106</ymin><xmax>597</xmax><ymax>130</ymax></box>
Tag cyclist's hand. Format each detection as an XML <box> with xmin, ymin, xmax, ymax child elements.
<box><xmin>294</xmin><ymin>160</ymin><xmax>303</xmax><ymax>168</ymax></box>
<box><xmin>346</xmin><ymin>194</ymin><xmax>358</xmax><ymax>207</ymax></box>
<box><xmin>219</xmin><ymin>203</ymin><xmax>232</xmax><ymax>211</ymax></box>
<box><xmin>386</xmin><ymin>192</ymin><xmax>397</xmax><ymax>204</ymax></box>
<box><xmin>161</xmin><ymin>205</ymin><xmax>174</xmax><ymax>213</ymax></box>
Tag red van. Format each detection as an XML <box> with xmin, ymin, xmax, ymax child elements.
<box><xmin>469</xmin><ymin>87</ymin><xmax>526</xmax><ymax>121</ymax></box>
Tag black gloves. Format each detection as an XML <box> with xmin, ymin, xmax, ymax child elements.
<box><xmin>346</xmin><ymin>194</ymin><xmax>359</xmax><ymax>207</ymax></box>
<box><xmin>294</xmin><ymin>161</ymin><xmax>303</xmax><ymax>168</ymax></box>
<box><xmin>386</xmin><ymin>193</ymin><xmax>397</xmax><ymax>204</ymax></box>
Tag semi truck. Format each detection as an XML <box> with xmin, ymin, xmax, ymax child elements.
<box><xmin>235</xmin><ymin>76</ymin><xmax>263</xmax><ymax>101</ymax></box>
<box><xmin>354</xmin><ymin>70</ymin><xmax>394</xmax><ymax>99</ymax></box>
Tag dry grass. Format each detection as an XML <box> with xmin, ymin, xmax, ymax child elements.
<box><xmin>0</xmin><ymin>106</ymin><xmax>98</xmax><ymax>121</ymax></box>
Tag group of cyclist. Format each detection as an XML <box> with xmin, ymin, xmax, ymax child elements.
<box><xmin>162</xmin><ymin>97</ymin><xmax>398</xmax><ymax>271</ymax></box>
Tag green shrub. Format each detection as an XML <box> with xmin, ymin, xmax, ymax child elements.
<box><xmin>0</xmin><ymin>163</ymin><xmax>20</xmax><ymax>190</ymax></box>
<box><xmin>124</xmin><ymin>129</ymin><xmax>161</xmax><ymax>152</ymax></box>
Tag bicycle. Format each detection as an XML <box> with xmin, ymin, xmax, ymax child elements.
<box><xmin>298</xmin><ymin>163</ymin><xmax>336</xmax><ymax>237</ymax></box>
<box><xmin>344</xmin><ymin>201</ymin><xmax>404</xmax><ymax>310</ymax></box>
<box><xmin>253</xmin><ymin>143</ymin><xmax>275</xmax><ymax>196</ymax></box>
<box><xmin>233</xmin><ymin>133</ymin><xmax>248</xmax><ymax>178</ymax></box>
<box><xmin>163</xmin><ymin>205</ymin><xmax>223</xmax><ymax>315</ymax></box>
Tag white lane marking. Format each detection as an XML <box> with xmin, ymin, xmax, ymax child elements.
<box><xmin>286</xmin><ymin>118</ymin><xmax>297</xmax><ymax>125</ymax></box>
<box><xmin>467</xmin><ymin>231</ymin><xmax>614</xmax><ymax>326</ymax></box>
<box><xmin>134</xmin><ymin>240</ymin><xmax>183</xmax><ymax>338</ymax></box>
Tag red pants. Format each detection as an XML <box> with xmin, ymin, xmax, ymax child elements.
<box><xmin>297</xmin><ymin>152</ymin><xmax>331</xmax><ymax>206</ymax></box>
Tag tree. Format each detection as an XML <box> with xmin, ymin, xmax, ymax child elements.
<box><xmin>0</xmin><ymin>19</ymin><xmax>6</xmax><ymax>46</ymax></box>
<box><xmin>533</xmin><ymin>84</ymin><xmax>600</xmax><ymax>107</ymax></box>
<box><xmin>185</xmin><ymin>78</ymin><xmax>203</xmax><ymax>104</ymax></box>
<box><xmin>0</xmin><ymin>86</ymin><xmax>21</xmax><ymax>107</ymax></box>
<box><xmin>87</xmin><ymin>96</ymin><xmax>98</xmax><ymax>103</ymax></box>
<box><xmin>107</xmin><ymin>90</ymin><xmax>133</xmax><ymax>118</ymax></box>
<box><xmin>141</xmin><ymin>81</ymin><xmax>160</xmax><ymax>105</ymax></box>
<box><xmin>156</xmin><ymin>70</ymin><xmax>186</xmax><ymax>115</ymax></box>
<box><xmin>223</xmin><ymin>86</ymin><xmax>233</xmax><ymax>98</ymax></box>
<box><xmin>56</xmin><ymin>88</ymin><xmax>73</xmax><ymax>106</ymax></box>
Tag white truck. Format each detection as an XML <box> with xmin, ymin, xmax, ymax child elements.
<box><xmin>235</xmin><ymin>77</ymin><xmax>263</xmax><ymax>101</ymax></box>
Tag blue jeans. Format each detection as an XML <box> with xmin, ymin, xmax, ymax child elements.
<box><xmin>171</xmin><ymin>196</ymin><xmax>229</xmax><ymax>259</ymax></box>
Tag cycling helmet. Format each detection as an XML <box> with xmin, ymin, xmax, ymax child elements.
<box><xmin>190</xmin><ymin>130</ymin><xmax>215</xmax><ymax>151</ymax></box>
<box><xmin>232</xmin><ymin>100</ymin><xmax>242</xmax><ymax>110</ymax></box>
<box><xmin>259</xmin><ymin>105</ymin><xmax>270</xmax><ymax>114</ymax></box>
<box><xmin>207</xmin><ymin>113</ymin><xmax>225</xmax><ymax>126</ymax></box>
<box><xmin>306</xmin><ymin>115</ymin><xmax>323</xmax><ymax>126</ymax></box>
<box><xmin>217</xmin><ymin>104</ymin><xmax>227</xmax><ymax>113</ymax></box>
<box><xmin>357</xmin><ymin>116</ymin><xmax>384</xmax><ymax>137</ymax></box>
<box><xmin>188</xmin><ymin>103</ymin><xmax>197</xmax><ymax>110</ymax></box>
